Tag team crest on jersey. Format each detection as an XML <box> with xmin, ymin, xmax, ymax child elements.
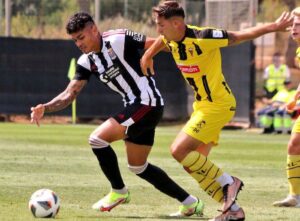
<box><xmin>107</xmin><ymin>47</ymin><xmax>117</xmax><ymax>60</ymax></box>
<box><xmin>188</xmin><ymin>48</ymin><xmax>194</xmax><ymax>56</ymax></box>
<box><xmin>105</xmin><ymin>41</ymin><xmax>117</xmax><ymax>60</ymax></box>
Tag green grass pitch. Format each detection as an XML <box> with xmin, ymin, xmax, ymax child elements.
<box><xmin>0</xmin><ymin>122</ymin><xmax>298</xmax><ymax>220</ymax></box>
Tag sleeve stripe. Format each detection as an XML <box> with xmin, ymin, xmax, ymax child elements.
<box><xmin>74</xmin><ymin>64</ymin><xmax>92</xmax><ymax>80</ymax></box>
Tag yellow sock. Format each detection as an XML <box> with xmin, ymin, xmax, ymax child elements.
<box><xmin>181</xmin><ymin>151</ymin><xmax>224</xmax><ymax>202</ymax></box>
<box><xmin>181</xmin><ymin>151</ymin><xmax>223</xmax><ymax>179</ymax></box>
<box><xmin>190</xmin><ymin>171</ymin><xmax>224</xmax><ymax>203</ymax></box>
<box><xmin>287</xmin><ymin>155</ymin><xmax>300</xmax><ymax>195</ymax></box>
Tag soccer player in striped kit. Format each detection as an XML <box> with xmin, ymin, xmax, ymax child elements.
<box><xmin>30</xmin><ymin>12</ymin><xmax>204</xmax><ymax>217</ymax></box>
<box><xmin>273</xmin><ymin>7</ymin><xmax>300</xmax><ymax>208</ymax></box>
<box><xmin>141</xmin><ymin>1</ymin><xmax>293</xmax><ymax>220</ymax></box>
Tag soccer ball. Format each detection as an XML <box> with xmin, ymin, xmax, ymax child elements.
<box><xmin>28</xmin><ymin>189</ymin><xmax>60</xmax><ymax>218</ymax></box>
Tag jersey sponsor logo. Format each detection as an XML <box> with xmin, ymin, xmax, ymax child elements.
<box><xmin>212</xmin><ymin>30</ymin><xmax>223</xmax><ymax>38</ymax></box>
<box><xmin>177</xmin><ymin>65</ymin><xmax>200</xmax><ymax>73</ymax></box>
<box><xmin>99</xmin><ymin>73</ymin><xmax>110</xmax><ymax>83</ymax></box>
<box><xmin>99</xmin><ymin>65</ymin><xmax>121</xmax><ymax>83</ymax></box>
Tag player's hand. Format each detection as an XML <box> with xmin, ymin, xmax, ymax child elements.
<box><xmin>273</xmin><ymin>11</ymin><xmax>293</xmax><ymax>32</ymax></box>
<box><xmin>286</xmin><ymin>100</ymin><xmax>297</xmax><ymax>112</ymax></box>
<box><xmin>140</xmin><ymin>54</ymin><xmax>155</xmax><ymax>76</ymax></box>
<box><xmin>30</xmin><ymin>104</ymin><xmax>45</xmax><ymax>127</ymax></box>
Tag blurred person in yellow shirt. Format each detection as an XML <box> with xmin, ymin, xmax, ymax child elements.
<box><xmin>273</xmin><ymin>7</ymin><xmax>300</xmax><ymax>208</ymax></box>
<box><xmin>263</xmin><ymin>52</ymin><xmax>290</xmax><ymax>99</ymax></box>
<box><xmin>258</xmin><ymin>80</ymin><xmax>294</xmax><ymax>134</ymax></box>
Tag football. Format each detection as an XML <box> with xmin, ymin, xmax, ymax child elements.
<box><xmin>28</xmin><ymin>189</ymin><xmax>60</xmax><ymax>218</ymax></box>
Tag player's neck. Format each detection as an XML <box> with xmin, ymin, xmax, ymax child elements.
<box><xmin>94</xmin><ymin>33</ymin><xmax>102</xmax><ymax>53</ymax></box>
<box><xmin>174</xmin><ymin>24</ymin><xmax>187</xmax><ymax>42</ymax></box>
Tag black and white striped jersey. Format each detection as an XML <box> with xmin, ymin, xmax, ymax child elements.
<box><xmin>74</xmin><ymin>29</ymin><xmax>164</xmax><ymax>107</ymax></box>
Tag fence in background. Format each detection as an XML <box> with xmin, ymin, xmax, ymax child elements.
<box><xmin>0</xmin><ymin>0</ymin><xmax>256</xmax><ymax>124</ymax></box>
<box><xmin>0</xmin><ymin>37</ymin><xmax>254</xmax><ymax>123</ymax></box>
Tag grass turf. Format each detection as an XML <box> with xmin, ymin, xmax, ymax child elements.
<box><xmin>0</xmin><ymin>122</ymin><xmax>297</xmax><ymax>221</ymax></box>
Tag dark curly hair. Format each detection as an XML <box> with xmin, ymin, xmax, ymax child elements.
<box><xmin>152</xmin><ymin>1</ymin><xmax>185</xmax><ymax>19</ymax></box>
<box><xmin>66</xmin><ymin>12</ymin><xmax>94</xmax><ymax>34</ymax></box>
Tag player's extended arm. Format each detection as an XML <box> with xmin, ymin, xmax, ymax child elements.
<box><xmin>141</xmin><ymin>36</ymin><xmax>167</xmax><ymax>76</ymax></box>
<box><xmin>144</xmin><ymin>37</ymin><xmax>156</xmax><ymax>50</ymax></box>
<box><xmin>227</xmin><ymin>11</ymin><xmax>293</xmax><ymax>46</ymax></box>
<box><xmin>286</xmin><ymin>84</ymin><xmax>300</xmax><ymax>112</ymax></box>
<box><xmin>30</xmin><ymin>79</ymin><xmax>87</xmax><ymax>126</ymax></box>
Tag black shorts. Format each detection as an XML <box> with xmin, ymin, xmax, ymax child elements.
<box><xmin>113</xmin><ymin>103</ymin><xmax>164</xmax><ymax>146</ymax></box>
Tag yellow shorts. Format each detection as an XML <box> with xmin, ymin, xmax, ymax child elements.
<box><xmin>183</xmin><ymin>95</ymin><xmax>236</xmax><ymax>144</ymax></box>
<box><xmin>292</xmin><ymin>116</ymin><xmax>300</xmax><ymax>133</ymax></box>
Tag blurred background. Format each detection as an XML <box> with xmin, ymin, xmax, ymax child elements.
<box><xmin>0</xmin><ymin>0</ymin><xmax>299</xmax><ymax>127</ymax></box>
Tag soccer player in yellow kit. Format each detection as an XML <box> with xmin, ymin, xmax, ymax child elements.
<box><xmin>140</xmin><ymin>1</ymin><xmax>292</xmax><ymax>220</ymax></box>
<box><xmin>273</xmin><ymin>7</ymin><xmax>300</xmax><ymax>208</ymax></box>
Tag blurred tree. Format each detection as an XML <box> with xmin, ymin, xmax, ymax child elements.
<box><xmin>126</xmin><ymin>0</ymin><xmax>159</xmax><ymax>22</ymax></box>
<box><xmin>77</xmin><ymin>0</ymin><xmax>90</xmax><ymax>13</ymax></box>
<box><xmin>258</xmin><ymin>0</ymin><xmax>297</xmax><ymax>68</ymax></box>
<box><xmin>11</xmin><ymin>0</ymin><xmax>66</xmax><ymax>38</ymax></box>
<box><xmin>98</xmin><ymin>0</ymin><xmax>159</xmax><ymax>22</ymax></box>
<box><xmin>257</xmin><ymin>0</ymin><xmax>288</xmax><ymax>21</ymax></box>
<box><xmin>282</xmin><ymin>0</ymin><xmax>296</xmax><ymax>10</ymax></box>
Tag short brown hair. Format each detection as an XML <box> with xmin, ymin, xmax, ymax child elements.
<box><xmin>152</xmin><ymin>1</ymin><xmax>185</xmax><ymax>19</ymax></box>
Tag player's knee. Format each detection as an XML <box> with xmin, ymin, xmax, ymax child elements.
<box><xmin>88</xmin><ymin>135</ymin><xmax>110</xmax><ymax>149</ymax></box>
<box><xmin>170</xmin><ymin>144</ymin><xmax>182</xmax><ymax>161</ymax></box>
<box><xmin>128</xmin><ymin>162</ymin><xmax>148</xmax><ymax>175</ymax></box>
<box><xmin>288</xmin><ymin>140</ymin><xmax>300</xmax><ymax>155</ymax></box>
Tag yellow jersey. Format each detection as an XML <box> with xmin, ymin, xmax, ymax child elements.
<box><xmin>162</xmin><ymin>25</ymin><xmax>232</xmax><ymax>103</ymax></box>
<box><xmin>296</xmin><ymin>47</ymin><xmax>300</xmax><ymax>67</ymax></box>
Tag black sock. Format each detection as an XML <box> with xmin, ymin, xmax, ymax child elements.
<box><xmin>137</xmin><ymin>163</ymin><xmax>189</xmax><ymax>202</ymax></box>
<box><xmin>92</xmin><ymin>146</ymin><xmax>125</xmax><ymax>189</ymax></box>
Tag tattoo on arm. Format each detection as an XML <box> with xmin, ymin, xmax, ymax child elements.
<box><xmin>43</xmin><ymin>80</ymin><xmax>87</xmax><ymax>113</ymax></box>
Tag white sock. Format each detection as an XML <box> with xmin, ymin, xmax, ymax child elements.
<box><xmin>230</xmin><ymin>202</ymin><xmax>240</xmax><ymax>212</ymax></box>
<box><xmin>182</xmin><ymin>195</ymin><xmax>198</xmax><ymax>205</ymax></box>
<box><xmin>216</xmin><ymin>172</ymin><xmax>234</xmax><ymax>187</ymax></box>
<box><xmin>294</xmin><ymin>195</ymin><xmax>300</xmax><ymax>201</ymax></box>
<box><xmin>112</xmin><ymin>187</ymin><xmax>128</xmax><ymax>194</ymax></box>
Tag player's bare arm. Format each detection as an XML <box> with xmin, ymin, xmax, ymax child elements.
<box><xmin>227</xmin><ymin>11</ymin><xmax>293</xmax><ymax>46</ymax></box>
<box><xmin>141</xmin><ymin>36</ymin><xmax>168</xmax><ymax>76</ymax></box>
<box><xmin>30</xmin><ymin>80</ymin><xmax>87</xmax><ymax>126</ymax></box>
<box><xmin>286</xmin><ymin>84</ymin><xmax>300</xmax><ymax>111</ymax></box>
<box><xmin>43</xmin><ymin>80</ymin><xmax>86</xmax><ymax>112</ymax></box>
<box><xmin>144</xmin><ymin>37</ymin><xmax>156</xmax><ymax>50</ymax></box>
